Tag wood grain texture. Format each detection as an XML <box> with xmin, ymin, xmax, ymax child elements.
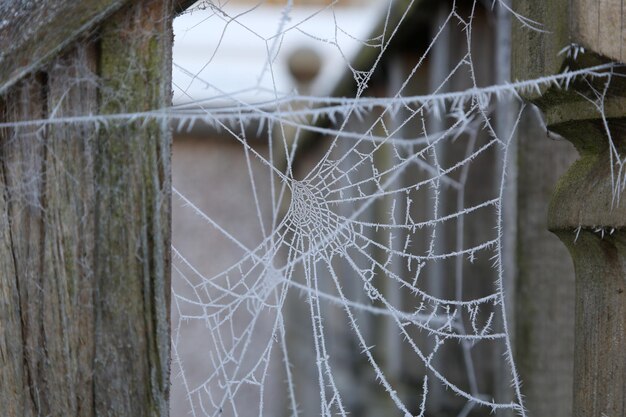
<box><xmin>0</xmin><ymin>0</ymin><xmax>194</xmax><ymax>96</ymax></box>
<box><xmin>573</xmin><ymin>0</ymin><xmax>626</xmax><ymax>63</ymax></box>
<box><xmin>551</xmin><ymin>230</ymin><xmax>626</xmax><ymax>417</ymax></box>
<box><xmin>94</xmin><ymin>1</ymin><xmax>173</xmax><ymax>415</ymax></box>
<box><xmin>0</xmin><ymin>0</ymin><xmax>173</xmax><ymax>415</ymax></box>
<box><xmin>511</xmin><ymin>0</ymin><xmax>570</xmax><ymax>84</ymax></box>
<box><xmin>41</xmin><ymin>45</ymin><xmax>100</xmax><ymax>416</ymax></box>
<box><xmin>0</xmin><ymin>72</ymin><xmax>48</xmax><ymax>417</ymax></box>
<box><xmin>513</xmin><ymin>0</ymin><xmax>626</xmax><ymax>89</ymax></box>
<box><xmin>0</xmin><ymin>0</ymin><xmax>127</xmax><ymax>95</ymax></box>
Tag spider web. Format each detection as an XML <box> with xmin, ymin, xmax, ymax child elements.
<box><xmin>169</xmin><ymin>1</ymin><xmax>542</xmax><ymax>417</ymax></box>
<box><xmin>167</xmin><ymin>1</ymin><xmax>626</xmax><ymax>416</ymax></box>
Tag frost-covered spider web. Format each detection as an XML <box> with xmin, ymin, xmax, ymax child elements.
<box><xmin>171</xmin><ymin>1</ymin><xmax>526</xmax><ymax>417</ymax></box>
<box><xmin>0</xmin><ymin>0</ymin><xmax>624</xmax><ymax>416</ymax></box>
<box><xmin>167</xmin><ymin>1</ymin><xmax>626</xmax><ymax>417</ymax></box>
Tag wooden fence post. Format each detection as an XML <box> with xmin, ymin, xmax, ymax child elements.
<box><xmin>0</xmin><ymin>1</ymin><xmax>178</xmax><ymax>415</ymax></box>
<box><xmin>513</xmin><ymin>0</ymin><xmax>626</xmax><ymax>416</ymax></box>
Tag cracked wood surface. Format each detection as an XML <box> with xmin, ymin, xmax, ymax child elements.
<box><xmin>0</xmin><ymin>0</ymin><xmax>173</xmax><ymax>415</ymax></box>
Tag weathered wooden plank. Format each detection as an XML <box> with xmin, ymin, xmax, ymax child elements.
<box><xmin>513</xmin><ymin>2</ymin><xmax>626</xmax><ymax>416</ymax></box>
<box><xmin>42</xmin><ymin>44</ymin><xmax>99</xmax><ymax>416</ymax></box>
<box><xmin>0</xmin><ymin>0</ymin><xmax>127</xmax><ymax>95</ymax></box>
<box><xmin>0</xmin><ymin>133</ymin><xmax>22</xmax><ymax>416</ymax></box>
<box><xmin>0</xmin><ymin>0</ymin><xmax>195</xmax><ymax>96</ymax></box>
<box><xmin>1</xmin><ymin>1</ymin><xmax>173</xmax><ymax>415</ymax></box>
<box><xmin>0</xmin><ymin>73</ymin><xmax>48</xmax><ymax>417</ymax></box>
<box><xmin>577</xmin><ymin>234</ymin><xmax>625</xmax><ymax>417</ymax></box>
<box><xmin>571</xmin><ymin>0</ymin><xmax>601</xmax><ymax>58</ymax></box>
<box><xmin>530</xmin><ymin>46</ymin><xmax>626</xmax><ymax>417</ymax></box>
<box><xmin>0</xmin><ymin>77</ymin><xmax>42</xmax><ymax>417</ymax></box>
<box><xmin>598</xmin><ymin>0</ymin><xmax>622</xmax><ymax>61</ymax></box>
<box><xmin>558</xmin><ymin>230</ymin><xmax>626</xmax><ymax>417</ymax></box>
<box><xmin>511</xmin><ymin>0</ymin><xmax>570</xmax><ymax>84</ymax></box>
<box><xmin>572</xmin><ymin>0</ymin><xmax>626</xmax><ymax>63</ymax></box>
<box><xmin>94</xmin><ymin>1</ymin><xmax>173</xmax><ymax>415</ymax></box>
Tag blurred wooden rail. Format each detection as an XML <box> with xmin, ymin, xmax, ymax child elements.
<box><xmin>513</xmin><ymin>0</ymin><xmax>626</xmax><ymax>416</ymax></box>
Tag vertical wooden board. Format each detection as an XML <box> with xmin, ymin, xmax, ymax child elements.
<box><xmin>0</xmin><ymin>97</ymin><xmax>27</xmax><ymax>417</ymax></box>
<box><xmin>429</xmin><ymin>8</ymin><xmax>501</xmax><ymax>413</ymax></box>
<box><xmin>557</xmin><ymin>231</ymin><xmax>626</xmax><ymax>417</ymax></box>
<box><xmin>571</xmin><ymin>0</ymin><xmax>626</xmax><ymax>62</ymax></box>
<box><xmin>95</xmin><ymin>0</ymin><xmax>172</xmax><ymax>415</ymax></box>
<box><xmin>515</xmin><ymin>107</ymin><xmax>576</xmax><ymax>417</ymax></box>
<box><xmin>598</xmin><ymin>0</ymin><xmax>622</xmax><ymax>62</ymax></box>
<box><xmin>2</xmin><ymin>2</ymin><xmax>176</xmax><ymax>416</ymax></box>
<box><xmin>546</xmin><ymin>130</ymin><xmax>626</xmax><ymax>417</ymax></box>
<box><xmin>42</xmin><ymin>43</ymin><xmax>99</xmax><ymax>416</ymax></box>
<box><xmin>572</xmin><ymin>0</ymin><xmax>600</xmax><ymax>53</ymax></box>
<box><xmin>1</xmin><ymin>43</ymin><xmax>124</xmax><ymax>417</ymax></box>
<box><xmin>423</xmin><ymin>8</ymin><xmax>463</xmax><ymax>412</ymax></box>
<box><xmin>0</xmin><ymin>176</ymin><xmax>22</xmax><ymax>416</ymax></box>
<box><xmin>622</xmin><ymin>0</ymin><xmax>626</xmax><ymax>63</ymax></box>
<box><xmin>400</xmin><ymin>62</ymin><xmax>432</xmax><ymax>391</ymax></box>
<box><xmin>0</xmin><ymin>75</ymin><xmax>47</xmax><ymax>417</ymax></box>
<box><xmin>511</xmin><ymin>0</ymin><xmax>569</xmax><ymax>83</ymax></box>
<box><xmin>463</xmin><ymin>11</ymin><xmax>502</xmax><ymax>409</ymax></box>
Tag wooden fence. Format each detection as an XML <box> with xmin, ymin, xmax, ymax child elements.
<box><xmin>0</xmin><ymin>1</ymin><xmax>190</xmax><ymax>415</ymax></box>
<box><xmin>513</xmin><ymin>1</ymin><xmax>626</xmax><ymax>416</ymax></box>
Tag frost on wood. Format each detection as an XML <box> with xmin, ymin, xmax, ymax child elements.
<box><xmin>0</xmin><ymin>1</ymin><xmax>173</xmax><ymax>416</ymax></box>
